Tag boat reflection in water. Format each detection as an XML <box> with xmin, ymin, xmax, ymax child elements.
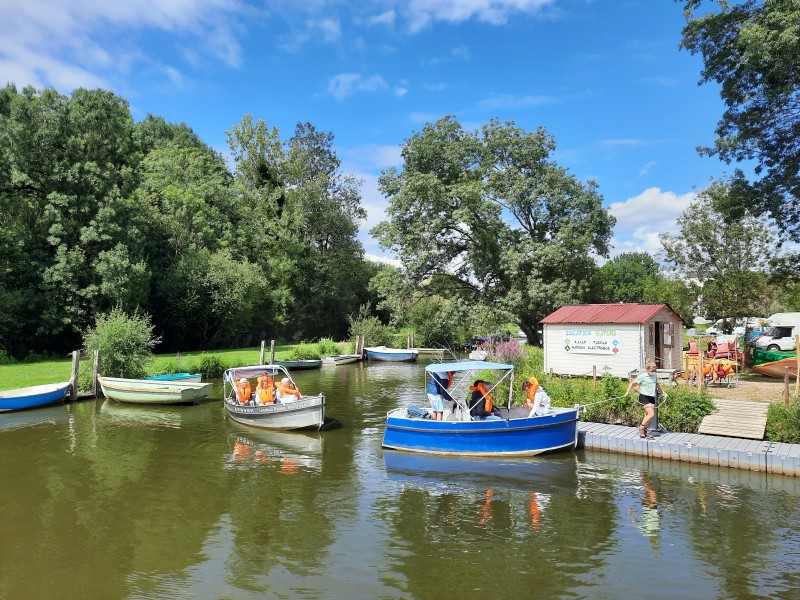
<box><xmin>383</xmin><ymin>450</ymin><xmax>578</xmax><ymax>531</ymax></box>
<box><xmin>99</xmin><ymin>399</ymin><xmax>185</xmax><ymax>429</ymax></box>
<box><xmin>225</xmin><ymin>428</ymin><xmax>323</xmax><ymax>473</ymax></box>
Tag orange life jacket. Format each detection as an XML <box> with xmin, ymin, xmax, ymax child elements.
<box><xmin>256</xmin><ymin>375</ymin><xmax>275</xmax><ymax>404</ymax></box>
<box><xmin>446</xmin><ymin>371</ymin><xmax>453</xmax><ymax>388</ymax></box>
<box><xmin>469</xmin><ymin>381</ymin><xmax>493</xmax><ymax>412</ymax></box>
<box><xmin>276</xmin><ymin>381</ymin><xmax>301</xmax><ymax>399</ymax></box>
<box><xmin>235</xmin><ymin>380</ymin><xmax>252</xmax><ymax>404</ymax></box>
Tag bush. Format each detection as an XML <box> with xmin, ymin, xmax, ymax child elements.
<box><xmin>766</xmin><ymin>402</ymin><xmax>800</xmax><ymax>443</ymax></box>
<box><xmin>348</xmin><ymin>307</ymin><xmax>394</xmax><ymax>347</ymax></box>
<box><xmin>187</xmin><ymin>353</ymin><xmax>227</xmax><ymax>379</ymax></box>
<box><xmin>289</xmin><ymin>343</ymin><xmax>321</xmax><ymax>360</ymax></box>
<box><xmin>316</xmin><ymin>338</ymin><xmax>343</xmax><ymax>357</ymax></box>
<box><xmin>83</xmin><ymin>309</ymin><xmax>159</xmax><ymax>378</ymax></box>
<box><xmin>0</xmin><ymin>349</ymin><xmax>15</xmax><ymax>365</ymax></box>
<box><xmin>657</xmin><ymin>386</ymin><xmax>716</xmax><ymax>433</ymax></box>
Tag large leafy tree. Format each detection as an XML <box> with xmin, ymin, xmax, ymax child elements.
<box><xmin>596</xmin><ymin>253</ymin><xmax>661</xmax><ymax>303</ymax></box>
<box><xmin>679</xmin><ymin>0</ymin><xmax>800</xmax><ymax>239</ymax></box>
<box><xmin>373</xmin><ymin>116</ymin><xmax>615</xmax><ymax>344</ymax></box>
<box><xmin>660</xmin><ymin>178</ymin><xmax>778</xmax><ymax>326</ymax></box>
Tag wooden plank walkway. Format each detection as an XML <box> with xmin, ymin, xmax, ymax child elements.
<box><xmin>578</xmin><ymin>421</ymin><xmax>800</xmax><ymax>477</ymax></box>
<box><xmin>698</xmin><ymin>398</ymin><xmax>769</xmax><ymax>439</ymax></box>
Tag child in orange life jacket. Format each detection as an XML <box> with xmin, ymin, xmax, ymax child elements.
<box><xmin>235</xmin><ymin>378</ymin><xmax>252</xmax><ymax>405</ymax></box>
<box><xmin>522</xmin><ymin>376</ymin><xmax>552</xmax><ymax>417</ymax></box>
<box><xmin>256</xmin><ymin>372</ymin><xmax>275</xmax><ymax>405</ymax></box>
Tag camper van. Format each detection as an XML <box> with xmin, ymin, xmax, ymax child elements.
<box><xmin>752</xmin><ymin>313</ymin><xmax>800</xmax><ymax>352</ymax></box>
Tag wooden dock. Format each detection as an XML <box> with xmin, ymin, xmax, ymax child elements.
<box><xmin>578</xmin><ymin>421</ymin><xmax>800</xmax><ymax>477</ymax></box>
<box><xmin>698</xmin><ymin>398</ymin><xmax>769</xmax><ymax>439</ymax></box>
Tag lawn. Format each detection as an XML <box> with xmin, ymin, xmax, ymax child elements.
<box><xmin>0</xmin><ymin>344</ymin><xmax>304</xmax><ymax>391</ymax></box>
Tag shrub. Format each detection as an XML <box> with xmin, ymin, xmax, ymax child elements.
<box><xmin>82</xmin><ymin>309</ymin><xmax>159</xmax><ymax>379</ymax></box>
<box><xmin>348</xmin><ymin>306</ymin><xmax>394</xmax><ymax>347</ymax></box>
<box><xmin>188</xmin><ymin>353</ymin><xmax>227</xmax><ymax>379</ymax></box>
<box><xmin>765</xmin><ymin>402</ymin><xmax>800</xmax><ymax>443</ymax></box>
<box><xmin>289</xmin><ymin>343</ymin><xmax>321</xmax><ymax>360</ymax></box>
<box><xmin>656</xmin><ymin>386</ymin><xmax>716</xmax><ymax>433</ymax></box>
<box><xmin>485</xmin><ymin>337</ymin><xmax>526</xmax><ymax>365</ymax></box>
<box><xmin>0</xmin><ymin>349</ymin><xmax>15</xmax><ymax>365</ymax></box>
<box><xmin>316</xmin><ymin>338</ymin><xmax>343</xmax><ymax>357</ymax></box>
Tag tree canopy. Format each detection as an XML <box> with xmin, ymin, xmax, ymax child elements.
<box><xmin>372</xmin><ymin>116</ymin><xmax>615</xmax><ymax>344</ymax></box>
<box><xmin>679</xmin><ymin>0</ymin><xmax>800</xmax><ymax>239</ymax></box>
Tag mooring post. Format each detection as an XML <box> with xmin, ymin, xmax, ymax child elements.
<box><xmin>270</xmin><ymin>340</ymin><xmax>275</xmax><ymax>363</ymax></box>
<box><xmin>795</xmin><ymin>335</ymin><xmax>800</xmax><ymax>400</ymax></box>
<box><xmin>785</xmin><ymin>366</ymin><xmax>791</xmax><ymax>406</ymax></box>
<box><xmin>92</xmin><ymin>349</ymin><xmax>100</xmax><ymax>398</ymax></box>
<box><xmin>593</xmin><ymin>366</ymin><xmax>597</xmax><ymax>390</ymax></box>
<box><xmin>260</xmin><ymin>340</ymin><xmax>265</xmax><ymax>365</ymax></box>
<box><xmin>69</xmin><ymin>350</ymin><xmax>80</xmax><ymax>402</ymax></box>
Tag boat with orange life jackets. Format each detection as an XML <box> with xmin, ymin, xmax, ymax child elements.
<box><xmin>223</xmin><ymin>364</ymin><xmax>325</xmax><ymax>431</ymax></box>
<box><xmin>382</xmin><ymin>361</ymin><xmax>578</xmax><ymax>456</ymax></box>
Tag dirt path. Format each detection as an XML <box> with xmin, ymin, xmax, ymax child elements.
<box><xmin>677</xmin><ymin>376</ymin><xmax>793</xmax><ymax>404</ymax></box>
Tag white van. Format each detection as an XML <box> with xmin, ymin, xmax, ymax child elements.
<box><xmin>752</xmin><ymin>313</ymin><xmax>800</xmax><ymax>352</ymax></box>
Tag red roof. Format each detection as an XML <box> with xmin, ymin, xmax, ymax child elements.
<box><xmin>540</xmin><ymin>303</ymin><xmax>682</xmax><ymax>325</ymax></box>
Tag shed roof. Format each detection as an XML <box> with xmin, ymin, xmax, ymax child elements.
<box><xmin>540</xmin><ymin>303</ymin><xmax>682</xmax><ymax>325</ymax></box>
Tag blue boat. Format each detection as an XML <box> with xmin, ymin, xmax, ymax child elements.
<box><xmin>365</xmin><ymin>346</ymin><xmax>418</xmax><ymax>362</ymax></box>
<box><xmin>382</xmin><ymin>361</ymin><xmax>578</xmax><ymax>456</ymax></box>
<box><xmin>145</xmin><ymin>372</ymin><xmax>203</xmax><ymax>383</ymax></box>
<box><xmin>0</xmin><ymin>382</ymin><xmax>72</xmax><ymax>412</ymax></box>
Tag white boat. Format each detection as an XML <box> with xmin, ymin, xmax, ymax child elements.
<box><xmin>98</xmin><ymin>376</ymin><xmax>213</xmax><ymax>405</ymax></box>
<box><xmin>223</xmin><ymin>365</ymin><xmax>325</xmax><ymax>431</ymax></box>
<box><xmin>321</xmin><ymin>354</ymin><xmax>362</xmax><ymax>366</ymax></box>
<box><xmin>365</xmin><ymin>346</ymin><xmax>418</xmax><ymax>362</ymax></box>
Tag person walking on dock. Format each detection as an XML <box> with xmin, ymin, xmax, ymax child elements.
<box><xmin>624</xmin><ymin>359</ymin><xmax>667</xmax><ymax>438</ymax></box>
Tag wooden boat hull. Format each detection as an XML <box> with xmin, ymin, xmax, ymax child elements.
<box><xmin>224</xmin><ymin>394</ymin><xmax>325</xmax><ymax>430</ymax></box>
<box><xmin>365</xmin><ymin>347</ymin><xmax>419</xmax><ymax>362</ymax></box>
<box><xmin>382</xmin><ymin>406</ymin><xmax>579</xmax><ymax>456</ymax></box>
<box><xmin>322</xmin><ymin>354</ymin><xmax>362</xmax><ymax>366</ymax></box>
<box><xmin>145</xmin><ymin>372</ymin><xmax>203</xmax><ymax>383</ymax></box>
<box><xmin>752</xmin><ymin>358</ymin><xmax>798</xmax><ymax>379</ymax></box>
<box><xmin>274</xmin><ymin>359</ymin><xmax>323</xmax><ymax>370</ymax></box>
<box><xmin>0</xmin><ymin>382</ymin><xmax>71</xmax><ymax>412</ymax></box>
<box><xmin>98</xmin><ymin>376</ymin><xmax>213</xmax><ymax>404</ymax></box>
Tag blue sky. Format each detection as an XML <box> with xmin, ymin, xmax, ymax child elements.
<box><xmin>1</xmin><ymin>0</ymin><xmax>732</xmax><ymax>262</ymax></box>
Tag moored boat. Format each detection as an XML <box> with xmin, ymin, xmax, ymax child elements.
<box><xmin>365</xmin><ymin>346</ymin><xmax>418</xmax><ymax>362</ymax></box>
<box><xmin>321</xmin><ymin>354</ymin><xmax>362</xmax><ymax>366</ymax></box>
<box><xmin>145</xmin><ymin>372</ymin><xmax>203</xmax><ymax>383</ymax></box>
<box><xmin>98</xmin><ymin>376</ymin><xmax>213</xmax><ymax>405</ymax></box>
<box><xmin>223</xmin><ymin>365</ymin><xmax>325</xmax><ymax>431</ymax></box>
<box><xmin>382</xmin><ymin>361</ymin><xmax>578</xmax><ymax>456</ymax></box>
<box><xmin>753</xmin><ymin>357</ymin><xmax>798</xmax><ymax>379</ymax></box>
<box><xmin>0</xmin><ymin>382</ymin><xmax>72</xmax><ymax>412</ymax></box>
<box><xmin>274</xmin><ymin>359</ymin><xmax>323</xmax><ymax>370</ymax></box>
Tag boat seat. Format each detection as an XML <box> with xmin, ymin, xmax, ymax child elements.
<box><xmin>406</xmin><ymin>405</ymin><xmax>432</xmax><ymax>419</ymax></box>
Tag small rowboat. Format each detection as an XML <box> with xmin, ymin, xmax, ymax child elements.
<box><xmin>752</xmin><ymin>358</ymin><xmax>798</xmax><ymax>380</ymax></box>
<box><xmin>321</xmin><ymin>354</ymin><xmax>362</xmax><ymax>366</ymax></box>
<box><xmin>274</xmin><ymin>359</ymin><xmax>323</xmax><ymax>370</ymax></box>
<box><xmin>0</xmin><ymin>382</ymin><xmax>72</xmax><ymax>412</ymax></box>
<box><xmin>145</xmin><ymin>372</ymin><xmax>203</xmax><ymax>383</ymax></box>
<box><xmin>98</xmin><ymin>376</ymin><xmax>213</xmax><ymax>405</ymax></box>
<box><xmin>365</xmin><ymin>346</ymin><xmax>418</xmax><ymax>362</ymax></box>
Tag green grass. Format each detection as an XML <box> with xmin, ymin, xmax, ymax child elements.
<box><xmin>0</xmin><ymin>344</ymin><xmax>305</xmax><ymax>391</ymax></box>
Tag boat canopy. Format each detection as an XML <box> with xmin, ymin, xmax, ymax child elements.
<box><xmin>425</xmin><ymin>361</ymin><xmax>513</xmax><ymax>374</ymax></box>
<box><xmin>223</xmin><ymin>364</ymin><xmax>287</xmax><ymax>382</ymax></box>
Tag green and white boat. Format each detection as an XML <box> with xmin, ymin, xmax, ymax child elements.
<box><xmin>98</xmin><ymin>376</ymin><xmax>213</xmax><ymax>405</ymax></box>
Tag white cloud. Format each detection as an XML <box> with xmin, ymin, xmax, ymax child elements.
<box><xmin>341</xmin><ymin>144</ymin><xmax>403</xmax><ymax>171</ymax></box>
<box><xmin>367</xmin><ymin>10</ymin><xmax>396</xmax><ymax>27</ymax></box>
<box><xmin>477</xmin><ymin>93</ymin><xmax>553</xmax><ymax>110</ymax></box>
<box><xmin>327</xmin><ymin>73</ymin><xmax>388</xmax><ymax>100</ymax></box>
<box><xmin>403</xmin><ymin>0</ymin><xmax>555</xmax><ymax>32</ymax></box>
<box><xmin>608</xmin><ymin>187</ymin><xmax>695</xmax><ymax>256</ymax></box>
<box><xmin>638</xmin><ymin>160</ymin><xmax>656</xmax><ymax>176</ymax></box>
<box><xmin>600</xmin><ymin>138</ymin><xmax>647</xmax><ymax>147</ymax></box>
<box><xmin>307</xmin><ymin>17</ymin><xmax>341</xmax><ymax>42</ymax></box>
<box><xmin>394</xmin><ymin>86</ymin><xmax>409</xmax><ymax>97</ymax></box>
<box><xmin>409</xmin><ymin>111</ymin><xmax>444</xmax><ymax>124</ymax></box>
<box><xmin>0</xmin><ymin>0</ymin><xmax>246</xmax><ymax>92</ymax></box>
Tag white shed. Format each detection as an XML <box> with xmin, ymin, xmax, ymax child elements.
<box><xmin>541</xmin><ymin>303</ymin><xmax>683</xmax><ymax>379</ymax></box>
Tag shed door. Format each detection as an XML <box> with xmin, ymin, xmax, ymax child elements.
<box><xmin>654</xmin><ymin>321</ymin><xmax>662</xmax><ymax>366</ymax></box>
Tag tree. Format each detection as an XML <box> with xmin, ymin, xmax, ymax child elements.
<box><xmin>373</xmin><ymin>116</ymin><xmax>615</xmax><ymax>344</ymax></box>
<box><xmin>660</xmin><ymin>178</ymin><xmax>778</xmax><ymax>325</ymax></box>
<box><xmin>679</xmin><ymin>0</ymin><xmax>800</xmax><ymax>239</ymax></box>
<box><xmin>596</xmin><ymin>253</ymin><xmax>661</xmax><ymax>303</ymax></box>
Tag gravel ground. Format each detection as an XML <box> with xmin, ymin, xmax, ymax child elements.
<box><xmin>676</xmin><ymin>376</ymin><xmax>795</xmax><ymax>404</ymax></box>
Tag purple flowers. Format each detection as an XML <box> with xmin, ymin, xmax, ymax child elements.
<box><xmin>485</xmin><ymin>337</ymin><xmax>526</xmax><ymax>364</ymax></box>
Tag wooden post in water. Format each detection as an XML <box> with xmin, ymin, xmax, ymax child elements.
<box><xmin>785</xmin><ymin>366</ymin><xmax>791</xmax><ymax>406</ymax></box>
<box><xmin>259</xmin><ymin>340</ymin><xmax>265</xmax><ymax>365</ymax></box>
<box><xmin>92</xmin><ymin>349</ymin><xmax>100</xmax><ymax>398</ymax></box>
<box><xmin>69</xmin><ymin>351</ymin><xmax>80</xmax><ymax>402</ymax></box>
<box><xmin>593</xmin><ymin>366</ymin><xmax>597</xmax><ymax>390</ymax></box>
<box><xmin>270</xmin><ymin>340</ymin><xmax>275</xmax><ymax>364</ymax></box>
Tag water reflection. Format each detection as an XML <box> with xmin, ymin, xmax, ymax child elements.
<box><xmin>225</xmin><ymin>428</ymin><xmax>323</xmax><ymax>473</ymax></box>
